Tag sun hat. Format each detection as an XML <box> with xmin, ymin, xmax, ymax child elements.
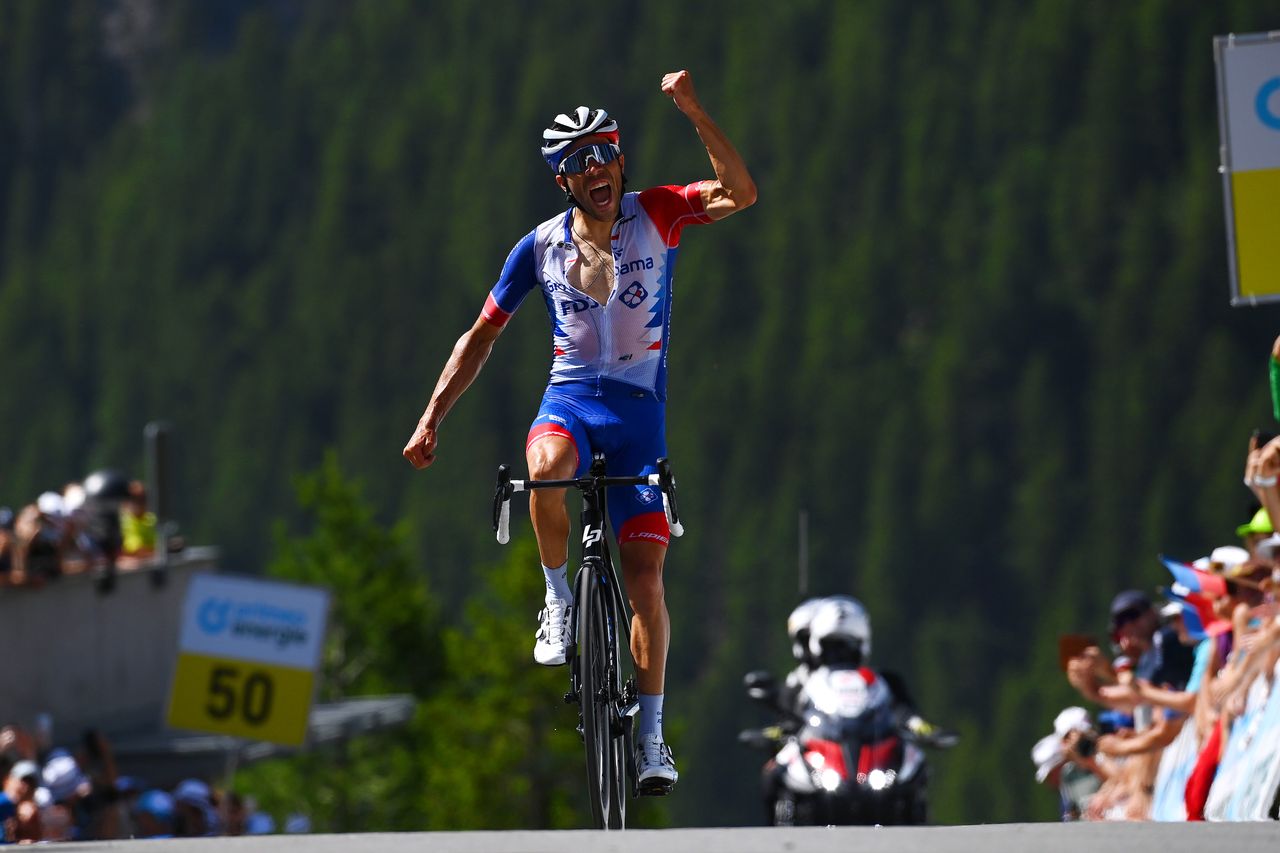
<box><xmin>1237</xmin><ymin>507</ymin><xmax>1273</xmax><ymax>538</ymax></box>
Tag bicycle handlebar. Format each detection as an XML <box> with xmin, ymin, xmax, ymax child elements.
<box><xmin>492</xmin><ymin>458</ymin><xmax>684</xmax><ymax>544</ymax></box>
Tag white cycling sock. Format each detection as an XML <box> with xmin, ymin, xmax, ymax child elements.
<box><xmin>542</xmin><ymin>562</ymin><xmax>573</xmax><ymax>603</ymax></box>
<box><xmin>638</xmin><ymin>693</ymin><xmax>664</xmax><ymax>741</ymax></box>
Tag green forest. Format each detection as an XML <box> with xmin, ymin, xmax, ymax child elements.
<box><xmin>3</xmin><ymin>0</ymin><xmax>1279</xmax><ymax>827</ymax></box>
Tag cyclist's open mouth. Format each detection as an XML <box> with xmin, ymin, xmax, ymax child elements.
<box><xmin>588</xmin><ymin>180</ymin><xmax>613</xmax><ymax>209</ymax></box>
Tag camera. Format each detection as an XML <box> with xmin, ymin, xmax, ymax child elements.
<box><xmin>1074</xmin><ymin>733</ymin><xmax>1097</xmax><ymax>759</ymax></box>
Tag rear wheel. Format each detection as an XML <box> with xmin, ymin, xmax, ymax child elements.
<box><xmin>578</xmin><ymin>565</ymin><xmax>627</xmax><ymax>829</ymax></box>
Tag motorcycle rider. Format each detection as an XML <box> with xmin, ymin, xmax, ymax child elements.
<box><xmin>793</xmin><ymin>596</ymin><xmax>958</xmax><ymax>748</ymax></box>
<box><xmin>780</xmin><ymin>598</ymin><xmax>824</xmax><ymax>711</ymax></box>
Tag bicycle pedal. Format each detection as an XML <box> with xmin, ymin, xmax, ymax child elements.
<box><xmin>637</xmin><ymin>778</ymin><xmax>675</xmax><ymax>797</ymax></box>
<box><xmin>563</xmin><ymin>691</ymin><xmax>578</xmax><ymax>705</ymax></box>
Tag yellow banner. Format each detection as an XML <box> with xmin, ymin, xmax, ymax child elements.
<box><xmin>1232</xmin><ymin>168</ymin><xmax>1280</xmax><ymax>300</ymax></box>
<box><xmin>167</xmin><ymin>652</ymin><xmax>314</xmax><ymax>746</ymax></box>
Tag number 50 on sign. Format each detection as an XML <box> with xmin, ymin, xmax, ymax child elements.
<box><xmin>168</xmin><ymin>654</ymin><xmax>316</xmax><ymax>745</ymax></box>
<box><xmin>167</xmin><ymin>574</ymin><xmax>330</xmax><ymax>747</ymax></box>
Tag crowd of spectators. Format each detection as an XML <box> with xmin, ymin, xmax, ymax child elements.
<box><xmin>1031</xmin><ymin>337</ymin><xmax>1280</xmax><ymax>822</ymax></box>
<box><xmin>0</xmin><ymin>470</ymin><xmax>166</xmax><ymax>589</ymax></box>
<box><xmin>0</xmin><ymin>722</ymin><xmax>304</xmax><ymax>842</ymax></box>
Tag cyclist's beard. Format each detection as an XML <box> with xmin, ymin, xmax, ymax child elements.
<box><xmin>565</xmin><ymin>173</ymin><xmax>628</xmax><ymax>220</ymax></box>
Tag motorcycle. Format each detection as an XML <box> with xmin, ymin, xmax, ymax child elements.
<box><xmin>738</xmin><ymin>666</ymin><xmax>930</xmax><ymax>826</ymax></box>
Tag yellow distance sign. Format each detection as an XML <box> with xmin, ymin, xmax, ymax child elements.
<box><xmin>168</xmin><ymin>652</ymin><xmax>315</xmax><ymax>746</ymax></box>
<box><xmin>168</xmin><ymin>573</ymin><xmax>330</xmax><ymax>747</ymax></box>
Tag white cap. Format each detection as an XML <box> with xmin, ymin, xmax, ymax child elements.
<box><xmin>8</xmin><ymin>760</ymin><xmax>39</xmax><ymax>783</ymax></box>
<box><xmin>1209</xmin><ymin>545</ymin><xmax>1249</xmax><ymax>572</ymax></box>
<box><xmin>1032</xmin><ymin>734</ymin><xmax>1065</xmax><ymax>782</ymax></box>
<box><xmin>37</xmin><ymin>491</ymin><xmax>65</xmax><ymax>516</ymax></box>
<box><xmin>1053</xmin><ymin>706</ymin><xmax>1091</xmax><ymax>738</ymax></box>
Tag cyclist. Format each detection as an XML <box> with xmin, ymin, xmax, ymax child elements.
<box><xmin>403</xmin><ymin>70</ymin><xmax>756</xmax><ymax>791</ymax></box>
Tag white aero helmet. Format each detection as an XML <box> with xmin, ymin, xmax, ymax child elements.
<box><xmin>808</xmin><ymin>596</ymin><xmax>872</xmax><ymax>665</ymax></box>
<box><xmin>541</xmin><ymin>106</ymin><xmax>620</xmax><ymax>171</ymax></box>
<box><xmin>786</xmin><ymin>598</ymin><xmax>824</xmax><ymax>662</ymax></box>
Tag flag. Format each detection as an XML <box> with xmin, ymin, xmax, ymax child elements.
<box><xmin>1160</xmin><ymin>555</ymin><xmax>1228</xmax><ymax>598</ymax></box>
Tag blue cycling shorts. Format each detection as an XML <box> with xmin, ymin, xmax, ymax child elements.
<box><xmin>526</xmin><ymin>379</ymin><xmax>670</xmax><ymax>547</ymax></box>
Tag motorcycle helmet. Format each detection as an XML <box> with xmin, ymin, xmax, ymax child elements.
<box><xmin>541</xmin><ymin>106</ymin><xmax>620</xmax><ymax>172</ymax></box>
<box><xmin>786</xmin><ymin>598</ymin><xmax>824</xmax><ymax>663</ymax></box>
<box><xmin>807</xmin><ymin>596</ymin><xmax>872</xmax><ymax>667</ymax></box>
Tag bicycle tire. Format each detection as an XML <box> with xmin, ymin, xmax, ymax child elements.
<box><xmin>577</xmin><ymin>564</ymin><xmax>627</xmax><ymax>829</ymax></box>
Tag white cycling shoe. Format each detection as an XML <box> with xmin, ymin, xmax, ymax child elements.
<box><xmin>635</xmin><ymin>733</ymin><xmax>678</xmax><ymax>795</ymax></box>
<box><xmin>533</xmin><ymin>599</ymin><xmax>573</xmax><ymax>666</ymax></box>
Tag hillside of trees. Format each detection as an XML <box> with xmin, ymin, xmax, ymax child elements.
<box><xmin>3</xmin><ymin>0</ymin><xmax>1278</xmax><ymax>825</ymax></box>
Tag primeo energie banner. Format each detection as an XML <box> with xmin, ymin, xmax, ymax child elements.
<box><xmin>1216</xmin><ymin>32</ymin><xmax>1280</xmax><ymax>306</ymax></box>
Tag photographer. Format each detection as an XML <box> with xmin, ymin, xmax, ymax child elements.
<box><xmin>1032</xmin><ymin>707</ymin><xmax>1110</xmax><ymax>821</ymax></box>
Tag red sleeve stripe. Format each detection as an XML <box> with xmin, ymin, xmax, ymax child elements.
<box><xmin>480</xmin><ymin>293</ymin><xmax>512</xmax><ymax>327</ymax></box>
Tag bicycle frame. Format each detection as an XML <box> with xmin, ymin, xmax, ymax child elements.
<box><xmin>492</xmin><ymin>453</ymin><xmax>683</xmax><ymax>828</ymax></box>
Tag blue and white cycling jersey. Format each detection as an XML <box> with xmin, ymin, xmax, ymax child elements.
<box><xmin>480</xmin><ymin>183</ymin><xmax>712</xmax><ymax>403</ymax></box>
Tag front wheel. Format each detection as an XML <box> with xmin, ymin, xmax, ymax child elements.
<box><xmin>577</xmin><ymin>564</ymin><xmax>627</xmax><ymax>829</ymax></box>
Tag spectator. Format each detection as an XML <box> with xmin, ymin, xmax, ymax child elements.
<box><xmin>1110</xmin><ymin>595</ymin><xmax>1219</xmax><ymax>720</ymax></box>
<box><xmin>81</xmin><ymin>469</ymin><xmax>129</xmax><ymax>573</ymax></box>
<box><xmin>119</xmin><ymin>480</ymin><xmax>157</xmax><ymax>562</ymax></box>
<box><xmin>1245</xmin><ymin>435</ymin><xmax>1280</xmax><ymax>549</ymax></box>
<box><xmin>3</xmin><ymin>760</ymin><xmax>42</xmax><ymax>842</ymax></box>
<box><xmin>0</xmin><ymin>507</ymin><xmax>15</xmax><ymax>586</ymax></box>
<box><xmin>56</xmin><ymin>481</ymin><xmax>105</xmax><ymax>574</ymax></box>
<box><xmin>244</xmin><ymin>810</ymin><xmax>276</xmax><ymax>834</ymax></box>
<box><xmin>41</xmin><ymin>749</ymin><xmax>91</xmax><ymax>840</ymax></box>
<box><xmin>220</xmin><ymin>790</ymin><xmax>248</xmax><ymax>836</ymax></box>
<box><xmin>1032</xmin><ymin>707</ymin><xmax>1109</xmax><ymax>821</ymax></box>
<box><xmin>1068</xmin><ymin>590</ymin><xmax>1196</xmax><ymax>715</ymax></box>
<box><xmin>1180</xmin><ymin>564</ymin><xmax>1269</xmax><ymax>821</ymax></box>
<box><xmin>131</xmin><ymin>790</ymin><xmax>175</xmax><ymax>839</ymax></box>
<box><xmin>0</xmin><ymin>756</ymin><xmax>16</xmax><ymax>842</ymax></box>
<box><xmin>173</xmin><ymin>778</ymin><xmax>219</xmax><ymax>837</ymax></box>
<box><xmin>1062</xmin><ymin>587</ymin><xmax>1209</xmax><ymax>821</ymax></box>
<box><xmin>12</xmin><ymin>501</ymin><xmax>66</xmax><ymax>586</ymax></box>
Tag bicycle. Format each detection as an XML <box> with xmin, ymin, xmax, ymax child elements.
<box><xmin>492</xmin><ymin>453</ymin><xmax>684</xmax><ymax>830</ymax></box>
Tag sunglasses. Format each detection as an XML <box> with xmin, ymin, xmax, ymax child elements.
<box><xmin>558</xmin><ymin>142</ymin><xmax>621</xmax><ymax>175</ymax></box>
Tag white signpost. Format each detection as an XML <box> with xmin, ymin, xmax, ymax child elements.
<box><xmin>167</xmin><ymin>573</ymin><xmax>330</xmax><ymax>747</ymax></box>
